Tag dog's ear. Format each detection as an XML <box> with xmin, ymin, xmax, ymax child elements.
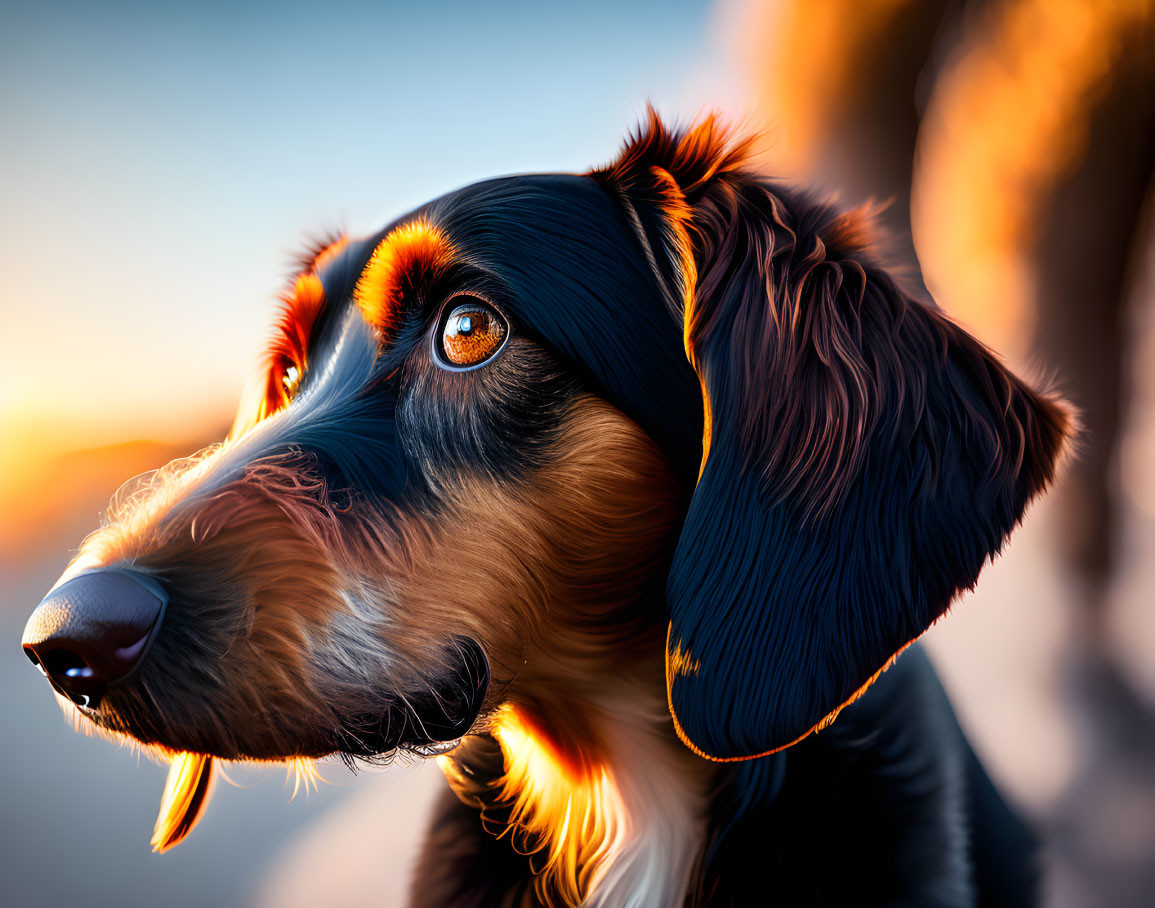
<box><xmin>594</xmin><ymin>112</ymin><xmax>1074</xmax><ymax>761</ymax></box>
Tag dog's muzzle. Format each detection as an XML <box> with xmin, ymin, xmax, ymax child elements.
<box><xmin>22</xmin><ymin>568</ymin><xmax>168</xmax><ymax>708</ymax></box>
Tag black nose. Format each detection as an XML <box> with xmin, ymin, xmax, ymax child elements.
<box><xmin>22</xmin><ymin>569</ymin><xmax>168</xmax><ymax>708</ymax></box>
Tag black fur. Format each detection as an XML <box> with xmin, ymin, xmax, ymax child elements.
<box><xmin>297</xmin><ymin>118</ymin><xmax>1063</xmax><ymax>902</ymax></box>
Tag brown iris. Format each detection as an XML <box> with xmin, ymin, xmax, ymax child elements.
<box><xmin>439</xmin><ymin>300</ymin><xmax>507</xmax><ymax>367</ymax></box>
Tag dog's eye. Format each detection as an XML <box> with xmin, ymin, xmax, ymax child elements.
<box><xmin>436</xmin><ymin>299</ymin><xmax>508</xmax><ymax>369</ymax></box>
<box><xmin>261</xmin><ymin>359</ymin><xmax>304</xmax><ymax>419</ymax></box>
<box><xmin>281</xmin><ymin>363</ymin><xmax>302</xmax><ymax>400</ymax></box>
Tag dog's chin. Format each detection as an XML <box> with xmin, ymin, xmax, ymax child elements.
<box><xmin>64</xmin><ymin>698</ymin><xmax>482</xmax><ymax>764</ymax></box>
<box><xmin>66</xmin><ymin>634</ymin><xmax>492</xmax><ymax>761</ymax></box>
<box><xmin>316</xmin><ymin>633</ymin><xmax>495</xmax><ymax>762</ymax></box>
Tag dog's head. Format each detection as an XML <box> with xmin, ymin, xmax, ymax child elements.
<box><xmin>22</xmin><ymin>112</ymin><xmax>1071</xmax><ymax>847</ymax></box>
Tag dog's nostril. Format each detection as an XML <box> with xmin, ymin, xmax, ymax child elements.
<box><xmin>39</xmin><ymin>648</ymin><xmax>94</xmax><ymax>680</ymax></box>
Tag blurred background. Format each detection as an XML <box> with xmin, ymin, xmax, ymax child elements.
<box><xmin>1</xmin><ymin>0</ymin><xmax>1152</xmax><ymax>905</ymax></box>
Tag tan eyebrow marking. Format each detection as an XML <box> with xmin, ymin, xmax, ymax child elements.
<box><xmin>354</xmin><ymin>218</ymin><xmax>458</xmax><ymax>340</ymax></box>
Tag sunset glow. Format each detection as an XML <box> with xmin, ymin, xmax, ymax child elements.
<box><xmin>913</xmin><ymin>0</ymin><xmax>1155</xmax><ymax>358</ymax></box>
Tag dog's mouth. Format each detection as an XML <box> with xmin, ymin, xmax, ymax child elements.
<box><xmin>330</xmin><ymin>635</ymin><xmax>493</xmax><ymax>759</ymax></box>
<box><xmin>72</xmin><ymin>635</ymin><xmax>492</xmax><ymax>852</ymax></box>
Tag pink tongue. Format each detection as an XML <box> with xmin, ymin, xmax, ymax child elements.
<box><xmin>151</xmin><ymin>752</ymin><xmax>216</xmax><ymax>852</ymax></box>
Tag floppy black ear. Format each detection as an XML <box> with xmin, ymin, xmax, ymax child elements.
<box><xmin>595</xmin><ymin>113</ymin><xmax>1074</xmax><ymax>761</ymax></box>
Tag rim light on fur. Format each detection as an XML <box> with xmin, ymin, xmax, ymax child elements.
<box><xmin>485</xmin><ymin>706</ymin><xmax>628</xmax><ymax>906</ymax></box>
<box><xmin>152</xmin><ymin>751</ymin><xmax>216</xmax><ymax>853</ymax></box>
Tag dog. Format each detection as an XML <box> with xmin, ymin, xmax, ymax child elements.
<box><xmin>22</xmin><ymin>112</ymin><xmax>1072</xmax><ymax>907</ymax></box>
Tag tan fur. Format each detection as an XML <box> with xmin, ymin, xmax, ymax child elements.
<box><xmin>387</xmin><ymin>396</ymin><xmax>680</xmax><ymax>692</ymax></box>
<box><xmin>64</xmin><ymin>395</ymin><xmax>680</xmax><ymax>764</ymax></box>
<box><xmin>355</xmin><ymin>218</ymin><xmax>458</xmax><ymax>339</ymax></box>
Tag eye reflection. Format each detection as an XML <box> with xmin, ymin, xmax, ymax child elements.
<box><xmin>438</xmin><ymin>300</ymin><xmax>507</xmax><ymax>368</ymax></box>
<box><xmin>282</xmin><ymin>364</ymin><xmax>302</xmax><ymax>399</ymax></box>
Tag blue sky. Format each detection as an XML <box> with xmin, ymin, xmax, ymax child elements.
<box><xmin>0</xmin><ymin>0</ymin><xmax>745</xmax><ymax>449</ymax></box>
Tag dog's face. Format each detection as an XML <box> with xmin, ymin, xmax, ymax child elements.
<box><xmin>23</xmin><ymin>113</ymin><xmax>1072</xmax><ymax>852</ymax></box>
<box><xmin>25</xmin><ymin>174</ymin><xmax>698</xmax><ymax>767</ymax></box>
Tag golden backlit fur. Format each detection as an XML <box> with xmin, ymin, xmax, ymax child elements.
<box><xmin>440</xmin><ymin>690</ymin><xmax>708</xmax><ymax>907</ymax></box>
<box><xmin>355</xmin><ymin>219</ymin><xmax>459</xmax><ymax>339</ymax></box>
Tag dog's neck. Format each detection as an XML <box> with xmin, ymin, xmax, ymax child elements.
<box><xmin>440</xmin><ymin>661</ymin><xmax>709</xmax><ymax>907</ymax></box>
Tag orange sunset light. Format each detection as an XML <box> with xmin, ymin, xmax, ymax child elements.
<box><xmin>441</xmin><ymin>706</ymin><xmax>628</xmax><ymax>906</ymax></box>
